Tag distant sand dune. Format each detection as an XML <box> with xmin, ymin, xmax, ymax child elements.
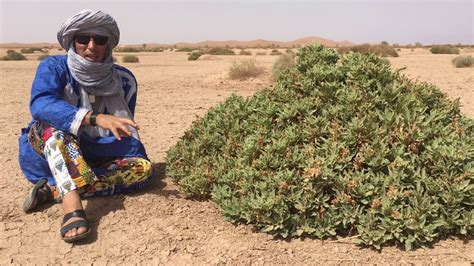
<box><xmin>0</xmin><ymin>36</ymin><xmax>353</xmax><ymax>49</ymax></box>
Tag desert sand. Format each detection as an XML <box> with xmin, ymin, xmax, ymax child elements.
<box><xmin>0</xmin><ymin>47</ymin><xmax>473</xmax><ymax>264</ymax></box>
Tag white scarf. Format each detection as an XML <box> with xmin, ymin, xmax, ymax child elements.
<box><xmin>57</xmin><ymin>10</ymin><xmax>138</xmax><ymax>139</ymax></box>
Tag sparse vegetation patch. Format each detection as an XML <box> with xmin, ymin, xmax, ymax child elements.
<box><xmin>338</xmin><ymin>44</ymin><xmax>399</xmax><ymax>57</ymax></box>
<box><xmin>430</xmin><ymin>46</ymin><xmax>460</xmax><ymax>54</ymax></box>
<box><xmin>452</xmin><ymin>55</ymin><xmax>474</xmax><ymax>68</ymax></box>
<box><xmin>272</xmin><ymin>52</ymin><xmax>296</xmax><ymax>79</ymax></box>
<box><xmin>1</xmin><ymin>50</ymin><xmax>27</xmax><ymax>61</ymax></box>
<box><xmin>228</xmin><ymin>58</ymin><xmax>265</xmax><ymax>80</ymax></box>
<box><xmin>207</xmin><ymin>47</ymin><xmax>236</xmax><ymax>55</ymax></box>
<box><xmin>122</xmin><ymin>55</ymin><xmax>139</xmax><ymax>63</ymax></box>
<box><xmin>188</xmin><ymin>52</ymin><xmax>203</xmax><ymax>61</ymax></box>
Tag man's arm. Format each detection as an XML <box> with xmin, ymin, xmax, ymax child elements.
<box><xmin>30</xmin><ymin>57</ymin><xmax>89</xmax><ymax>136</ymax></box>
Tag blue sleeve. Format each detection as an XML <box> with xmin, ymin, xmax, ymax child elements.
<box><xmin>29</xmin><ymin>57</ymin><xmax>82</xmax><ymax>133</ymax></box>
<box><xmin>116</xmin><ymin>65</ymin><xmax>138</xmax><ymax>116</ymax></box>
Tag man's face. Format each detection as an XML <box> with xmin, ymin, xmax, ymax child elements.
<box><xmin>74</xmin><ymin>34</ymin><xmax>109</xmax><ymax>62</ymax></box>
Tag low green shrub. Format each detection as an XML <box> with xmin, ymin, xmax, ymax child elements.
<box><xmin>188</xmin><ymin>52</ymin><xmax>203</xmax><ymax>61</ymax></box>
<box><xmin>430</xmin><ymin>46</ymin><xmax>460</xmax><ymax>54</ymax></box>
<box><xmin>149</xmin><ymin>47</ymin><xmax>164</xmax><ymax>52</ymax></box>
<box><xmin>338</xmin><ymin>44</ymin><xmax>399</xmax><ymax>57</ymax></box>
<box><xmin>272</xmin><ymin>52</ymin><xmax>296</xmax><ymax>79</ymax></box>
<box><xmin>207</xmin><ymin>47</ymin><xmax>235</xmax><ymax>55</ymax></box>
<box><xmin>122</xmin><ymin>55</ymin><xmax>139</xmax><ymax>63</ymax></box>
<box><xmin>270</xmin><ymin>49</ymin><xmax>282</xmax><ymax>55</ymax></box>
<box><xmin>115</xmin><ymin>47</ymin><xmax>141</xmax><ymax>53</ymax></box>
<box><xmin>239</xmin><ymin>50</ymin><xmax>252</xmax><ymax>55</ymax></box>
<box><xmin>175</xmin><ymin>47</ymin><xmax>194</xmax><ymax>52</ymax></box>
<box><xmin>452</xmin><ymin>55</ymin><xmax>474</xmax><ymax>68</ymax></box>
<box><xmin>228</xmin><ymin>59</ymin><xmax>265</xmax><ymax>80</ymax></box>
<box><xmin>21</xmin><ymin>47</ymin><xmax>45</xmax><ymax>54</ymax></box>
<box><xmin>1</xmin><ymin>50</ymin><xmax>27</xmax><ymax>61</ymax></box>
<box><xmin>167</xmin><ymin>45</ymin><xmax>473</xmax><ymax>250</ymax></box>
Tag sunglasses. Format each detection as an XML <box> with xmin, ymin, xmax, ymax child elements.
<box><xmin>74</xmin><ymin>34</ymin><xmax>109</xmax><ymax>46</ymax></box>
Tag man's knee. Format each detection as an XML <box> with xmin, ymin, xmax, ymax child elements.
<box><xmin>133</xmin><ymin>158</ymin><xmax>153</xmax><ymax>183</ymax></box>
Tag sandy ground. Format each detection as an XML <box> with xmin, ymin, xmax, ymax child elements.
<box><xmin>0</xmin><ymin>48</ymin><xmax>473</xmax><ymax>264</ymax></box>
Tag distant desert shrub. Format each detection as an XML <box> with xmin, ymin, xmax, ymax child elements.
<box><xmin>149</xmin><ymin>47</ymin><xmax>164</xmax><ymax>52</ymax></box>
<box><xmin>269</xmin><ymin>49</ymin><xmax>282</xmax><ymax>55</ymax></box>
<box><xmin>115</xmin><ymin>47</ymin><xmax>141</xmax><ymax>53</ymax></box>
<box><xmin>207</xmin><ymin>47</ymin><xmax>235</xmax><ymax>55</ymax></box>
<box><xmin>272</xmin><ymin>52</ymin><xmax>296</xmax><ymax>79</ymax></box>
<box><xmin>21</xmin><ymin>47</ymin><xmax>46</xmax><ymax>54</ymax></box>
<box><xmin>229</xmin><ymin>58</ymin><xmax>265</xmax><ymax>80</ymax></box>
<box><xmin>380</xmin><ymin>58</ymin><xmax>391</xmax><ymax>65</ymax></box>
<box><xmin>338</xmin><ymin>44</ymin><xmax>399</xmax><ymax>57</ymax></box>
<box><xmin>452</xmin><ymin>55</ymin><xmax>474</xmax><ymax>68</ymax></box>
<box><xmin>122</xmin><ymin>55</ymin><xmax>139</xmax><ymax>63</ymax></box>
<box><xmin>1</xmin><ymin>50</ymin><xmax>27</xmax><ymax>61</ymax></box>
<box><xmin>430</xmin><ymin>46</ymin><xmax>460</xmax><ymax>54</ymax></box>
<box><xmin>37</xmin><ymin>54</ymin><xmax>49</xmax><ymax>61</ymax></box>
<box><xmin>239</xmin><ymin>50</ymin><xmax>252</xmax><ymax>55</ymax></box>
<box><xmin>188</xmin><ymin>52</ymin><xmax>203</xmax><ymax>61</ymax></box>
<box><xmin>256</xmin><ymin>51</ymin><xmax>267</xmax><ymax>56</ymax></box>
<box><xmin>175</xmin><ymin>47</ymin><xmax>194</xmax><ymax>52</ymax></box>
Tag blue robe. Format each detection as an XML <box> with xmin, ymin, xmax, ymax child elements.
<box><xmin>18</xmin><ymin>55</ymin><xmax>148</xmax><ymax>185</ymax></box>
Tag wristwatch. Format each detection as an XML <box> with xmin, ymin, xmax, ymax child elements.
<box><xmin>89</xmin><ymin>113</ymin><xmax>98</xmax><ymax>126</ymax></box>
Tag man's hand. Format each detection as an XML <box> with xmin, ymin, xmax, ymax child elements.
<box><xmin>83</xmin><ymin>112</ymin><xmax>139</xmax><ymax>140</ymax></box>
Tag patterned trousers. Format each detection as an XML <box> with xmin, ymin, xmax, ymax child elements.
<box><xmin>28</xmin><ymin>122</ymin><xmax>152</xmax><ymax>200</ymax></box>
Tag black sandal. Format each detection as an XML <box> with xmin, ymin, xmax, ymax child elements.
<box><xmin>23</xmin><ymin>178</ymin><xmax>53</xmax><ymax>213</ymax></box>
<box><xmin>60</xmin><ymin>210</ymin><xmax>91</xmax><ymax>243</ymax></box>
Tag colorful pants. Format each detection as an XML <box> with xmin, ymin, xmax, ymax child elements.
<box><xmin>28</xmin><ymin>122</ymin><xmax>152</xmax><ymax>200</ymax></box>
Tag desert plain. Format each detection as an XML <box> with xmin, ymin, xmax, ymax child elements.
<box><xmin>0</xmin><ymin>46</ymin><xmax>473</xmax><ymax>264</ymax></box>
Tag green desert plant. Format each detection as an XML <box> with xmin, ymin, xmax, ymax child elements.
<box><xmin>115</xmin><ymin>47</ymin><xmax>141</xmax><ymax>53</ymax></box>
<box><xmin>1</xmin><ymin>50</ymin><xmax>27</xmax><ymax>61</ymax></box>
<box><xmin>149</xmin><ymin>47</ymin><xmax>164</xmax><ymax>52</ymax></box>
<box><xmin>175</xmin><ymin>47</ymin><xmax>194</xmax><ymax>52</ymax></box>
<box><xmin>21</xmin><ymin>47</ymin><xmax>46</xmax><ymax>54</ymax></box>
<box><xmin>207</xmin><ymin>47</ymin><xmax>235</xmax><ymax>55</ymax></box>
<box><xmin>338</xmin><ymin>44</ymin><xmax>399</xmax><ymax>57</ymax></box>
<box><xmin>228</xmin><ymin>58</ymin><xmax>265</xmax><ymax>80</ymax></box>
<box><xmin>270</xmin><ymin>49</ymin><xmax>282</xmax><ymax>56</ymax></box>
<box><xmin>452</xmin><ymin>55</ymin><xmax>474</xmax><ymax>68</ymax></box>
<box><xmin>122</xmin><ymin>55</ymin><xmax>139</xmax><ymax>63</ymax></box>
<box><xmin>239</xmin><ymin>50</ymin><xmax>252</xmax><ymax>56</ymax></box>
<box><xmin>167</xmin><ymin>44</ymin><xmax>473</xmax><ymax>250</ymax></box>
<box><xmin>188</xmin><ymin>52</ymin><xmax>203</xmax><ymax>61</ymax></box>
<box><xmin>272</xmin><ymin>52</ymin><xmax>296</xmax><ymax>79</ymax></box>
<box><xmin>430</xmin><ymin>46</ymin><xmax>460</xmax><ymax>54</ymax></box>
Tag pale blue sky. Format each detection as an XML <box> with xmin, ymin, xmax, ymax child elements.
<box><xmin>1</xmin><ymin>0</ymin><xmax>472</xmax><ymax>45</ymax></box>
